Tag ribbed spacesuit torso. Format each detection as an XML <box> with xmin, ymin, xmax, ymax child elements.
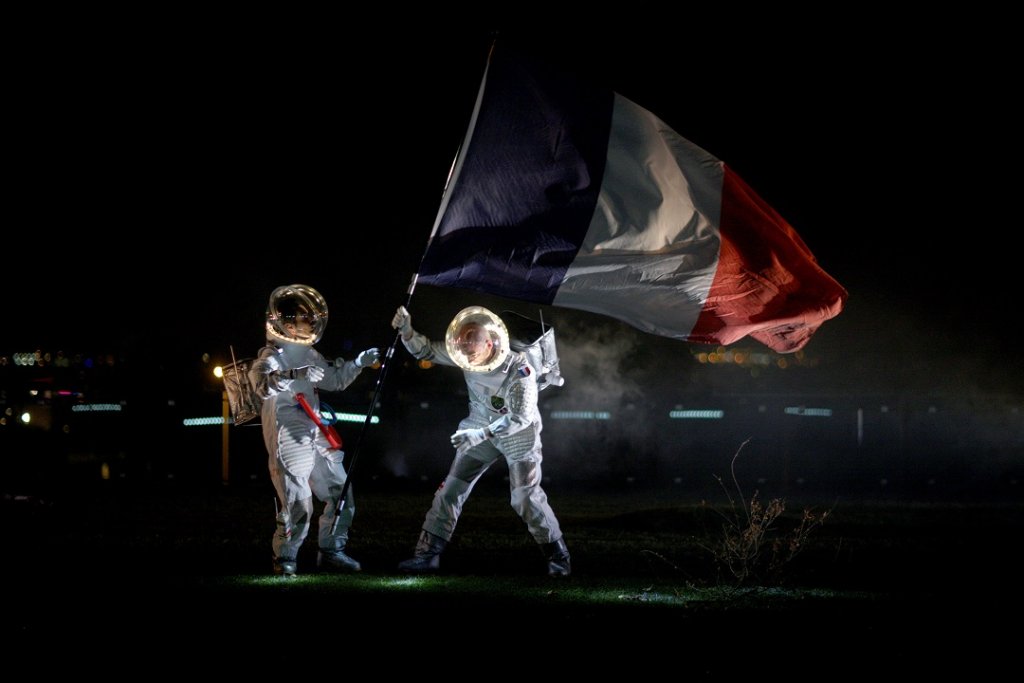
<box><xmin>402</xmin><ymin>331</ymin><xmax>542</xmax><ymax>460</ymax></box>
<box><xmin>250</xmin><ymin>339</ymin><xmax>362</xmax><ymax>479</ymax></box>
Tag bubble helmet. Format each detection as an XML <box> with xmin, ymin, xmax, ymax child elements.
<box><xmin>444</xmin><ymin>306</ymin><xmax>510</xmax><ymax>372</ymax></box>
<box><xmin>265</xmin><ymin>284</ymin><xmax>328</xmax><ymax>346</ymax></box>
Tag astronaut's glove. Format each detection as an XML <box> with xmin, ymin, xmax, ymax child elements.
<box><xmin>355</xmin><ymin>348</ymin><xmax>381</xmax><ymax>368</ymax></box>
<box><xmin>450</xmin><ymin>427</ymin><xmax>490</xmax><ymax>456</ymax></box>
<box><xmin>392</xmin><ymin>306</ymin><xmax>413</xmax><ymax>340</ymax></box>
<box><xmin>305</xmin><ymin>365</ymin><xmax>325</xmax><ymax>383</ymax></box>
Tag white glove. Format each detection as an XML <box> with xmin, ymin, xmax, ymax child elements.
<box><xmin>305</xmin><ymin>365</ymin><xmax>325</xmax><ymax>383</ymax></box>
<box><xmin>450</xmin><ymin>427</ymin><xmax>489</xmax><ymax>455</ymax></box>
<box><xmin>392</xmin><ymin>306</ymin><xmax>413</xmax><ymax>339</ymax></box>
<box><xmin>355</xmin><ymin>348</ymin><xmax>381</xmax><ymax>368</ymax></box>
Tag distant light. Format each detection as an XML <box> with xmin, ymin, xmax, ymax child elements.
<box><xmin>418</xmin><ymin>359</ymin><xmax>433</xmax><ymax>369</ymax></box>
<box><xmin>550</xmin><ymin>410</ymin><xmax>611</xmax><ymax>420</ymax></box>
<box><xmin>784</xmin><ymin>407</ymin><xmax>832</xmax><ymax>417</ymax></box>
<box><xmin>180</xmin><ymin>413</ymin><xmax>379</xmax><ymax>427</ymax></box>
<box><xmin>21</xmin><ymin>412</ymin><xmax>30</xmax><ymax>424</ymax></box>
<box><xmin>71</xmin><ymin>404</ymin><xmax>123</xmax><ymax>413</ymax></box>
<box><xmin>213</xmin><ymin>366</ymin><xmax>224</xmax><ymax>379</ymax></box>
<box><xmin>669</xmin><ymin>409</ymin><xmax>724</xmax><ymax>419</ymax></box>
<box><xmin>322</xmin><ymin>411</ymin><xmax>380</xmax><ymax>425</ymax></box>
<box><xmin>183</xmin><ymin>416</ymin><xmax>230</xmax><ymax>426</ymax></box>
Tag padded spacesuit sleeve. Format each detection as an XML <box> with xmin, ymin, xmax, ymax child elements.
<box><xmin>250</xmin><ymin>346</ymin><xmax>290</xmax><ymax>398</ymax></box>
<box><xmin>400</xmin><ymin>330</ymin><xmax>458</xmax><ymax>368</ymax></box>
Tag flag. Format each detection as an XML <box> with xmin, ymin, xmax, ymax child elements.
<box><xmin>418</xmin><ymin>43</ymin><xmax>847</xmax><ymax>353</ymax></box>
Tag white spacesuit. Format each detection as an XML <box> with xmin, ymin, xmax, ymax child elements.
<box><xmin>250</xmin><ymin>284</ymin><xmax>380</xmax><ymax>577</ymax></box>
<box><xmin>392</xmin><ymin>305</ymin><xmax>571</xmax><ymax>577</ymax></box>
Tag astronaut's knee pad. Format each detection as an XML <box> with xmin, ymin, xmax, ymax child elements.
<box><xmin>437</xmin><ymin>475</ymin><xmax>471</xmax><ymax>503</ymax></box>
<box><xmin>295</xmin><ymin>496</ymin><xmax>314</xmax><ymax>520</ymax></box>
<box><xmin>508</xmin><ymin>459</ymin><xmax>541</xmax><ymax>490</ymax></box>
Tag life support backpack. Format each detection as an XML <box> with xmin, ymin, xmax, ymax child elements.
<box><xmin>221</xmin><ymin>347</ymin><xmax>263</xmax><ymax>426</ymax></box>
<box><xmin>501</xmin><ymin>310</ymin><xmax>565</xmax><ymax>392</ymax></box>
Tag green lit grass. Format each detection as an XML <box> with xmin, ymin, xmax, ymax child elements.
<box><xmin>4</xmin><ymin>481</ymin><xmax>1021</xmax><ymax>672</ymax></box>
<box><xmin>219</xmin><ymin>572</ymin><xmax>873</xmax><ymax>608</ymax></box>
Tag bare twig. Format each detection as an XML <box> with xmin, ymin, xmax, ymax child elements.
<box><xmin>701</xmin><ymin>440</ymin><xmax>832</xmax><ymax>586</ymax></box>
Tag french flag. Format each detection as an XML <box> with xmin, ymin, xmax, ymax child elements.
<box><xmin>418</xmin><ymin>43</ymin><xmax>847</xmax><ymax>353</ymax></box>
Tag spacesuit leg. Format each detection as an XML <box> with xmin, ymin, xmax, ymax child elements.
<box><xmin>310</xmin><ymin>447</ymin><xmax>360</xmax><ymax>572</ymax></box>
<box><xmin>397</xmin><ymin>446</ymin><xmax>497</xmax><ymax>572</ymax></box>
<box><xmin>508</xmin><ymin>457</ymin><xmax>562</xmax><ymax>542</ymax></box>
<box><xmin>272</xmin><ymin>493</ymin><xmax>313</xmax><ymax>576</ymax></box>
<box><xmin>508</xmin><ymin>457</ymin><xmax>570</xmax><ymax>577</ymax></box>
<box><xmin>422</xmin><ymin>445</ymin><xmax>497</xmax><ymax>540</ymax></box>
<box><xmin>268</xmin><ymin>418</ymin><xmax>316</xmax><ymax>575</ymax></box>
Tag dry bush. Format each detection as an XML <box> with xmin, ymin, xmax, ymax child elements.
<box><xmin>700</xmin><ymin>439</ymin><xmax>830</xmax><ymax>586</ymax></box>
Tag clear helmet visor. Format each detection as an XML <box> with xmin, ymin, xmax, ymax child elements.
<box><xmin>444</xmin><ymin>306</ymin><xmax>510</xmax><ymax>372</ymax></box>
<box><xmin>266</xmin><ymin>284</ymin><xmax>328</xmax><ymax>346</ymax></box>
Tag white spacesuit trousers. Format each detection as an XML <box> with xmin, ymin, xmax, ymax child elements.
<box><xmin>266</xmin><ymin>410</ymin><xmax>355</xmax><ymax>561</ymax></box>
<box><xmin>422</xmin><ymin>440</ymin><xmax>562</xmax><ymax>545</ymax></box>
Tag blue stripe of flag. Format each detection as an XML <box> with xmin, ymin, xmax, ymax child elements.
<box><xmin>418</xmin><ymin>45</ymin><xmax>614</xmax><ymax>303</ymax></box>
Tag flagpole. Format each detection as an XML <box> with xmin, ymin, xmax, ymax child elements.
<box><xmin>330</xmin><ymin>134</ymin><xmax>466</xmax><ymax>537</ymax></box>
<box><xmin>330</xmin><ymin>39</ymin><xmax>497</xmax><ymax>536</ymax></box>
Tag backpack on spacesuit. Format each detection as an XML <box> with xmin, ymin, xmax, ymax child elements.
<box><xmin>221</xmin><ymin>347</ymin><xmax>263</xmax><ymax>426</ymax></box>
<box><xmin>501</xmin><ymin>310</ymin><xmax>565</xmax><ymax>391</ymax></box>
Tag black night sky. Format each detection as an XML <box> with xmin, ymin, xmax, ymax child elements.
<box><xmin>4</xmin><ymin>16</ymin><xmax>1019</xmax><ymax>398</ymax></box>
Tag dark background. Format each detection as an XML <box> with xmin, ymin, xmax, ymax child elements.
<box><xmin>2</xmin><ymin>16</ymin><xmax>1020</xmax><ymax>664</ymax></box>
<box><xmin>7</xmin><ymin>16</ymin><xmax>1016</xmax><ymax>372</ymax></box>
<box><xmin>3</xmin><ymin>13</ymin><xmax>1019</xmax><ymax>495</ymax></box>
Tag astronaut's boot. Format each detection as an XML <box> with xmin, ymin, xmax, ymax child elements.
<box><xmin>540</xmin><ymin>537</ymin><xmax>571</xmax><ymax>577</ymax></box>
<box><xmin>272</xmin><ymin>556</ymin><xmax>297</xmax><ymax>577</ymax></box>
<box><xmin>397</xmin><ymin>529</ymin><xmax>447</xmax><ymax>573</ymax></box>
<box><xmin>317</xmin><ymin>549</ymin><xmax>362</xmax><ymax>573</ymax></box>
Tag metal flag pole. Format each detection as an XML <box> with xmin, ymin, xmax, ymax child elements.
<box><xmin>329</xmin><ymin>40</ymin><xmax>497</xmax><ymax>534</ymax></box>
<box><xmin>328</xmin><ymin>273</ymin><xmax>420</xmax><ymax>535</ymax></box>
<box><xmin>328</xmin><ymin>141</ymin><xmax>463</xmax><ymax>535</ymax></box>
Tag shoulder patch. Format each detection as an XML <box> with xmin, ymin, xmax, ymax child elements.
<box><xmin>518</xmin><ymin>365</ymin><xmax>532</xmax><ymax>377</ymax></box>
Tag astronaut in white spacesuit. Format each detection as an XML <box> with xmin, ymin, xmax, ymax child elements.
<box><xmin>250</xmin><ymin>284</ymin><xmax>380</xmax><ymax>577</ymax></box>
<box><xmin>391</xmin><ymin>304</ymin><xmax>570</xmax><ymax>577</ymax></box>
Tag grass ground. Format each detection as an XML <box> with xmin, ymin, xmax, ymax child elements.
<box><xmin>5</xmin><ymin>478</ymin><xmax>1020</xmax><ymax>676</ymax></box>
